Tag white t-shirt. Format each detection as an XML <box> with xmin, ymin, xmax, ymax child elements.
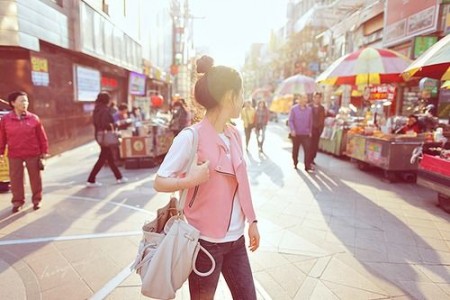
<box><xmin>157</xmin><ymin>129</ymin><xmax>245</xmax><ymax>243</ymax></box>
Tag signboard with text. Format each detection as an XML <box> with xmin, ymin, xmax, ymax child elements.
<box><xmin>30</xmin><ymin>56</ymin><xmax>49</xmax><ymax>86</ymax></box>
<box><xmin>74</xmin><ymin>65</ymin><xmax>101</xmax><ymax>101</ymax></box>
<box><xmin>383</xmin><ymin>0</ymin><xmax>439</xmax><ymax>47</ymax></box>
<box><xmin>128</xmin><ymin>72</ymin><xmax>146</xmax><ymax>96</ymax></box>
<box><xmin>413</xmin><ymin>36</ymin><xmax>438</xmax><ymax>58</ymax></box>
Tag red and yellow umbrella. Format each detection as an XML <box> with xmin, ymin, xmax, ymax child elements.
<box><xmin>316</xmin><ymin>47</ymin><xmax>412</xmax><ymax>85</ymax></box>
<box><xmin>402</xmin><ymin>34</ymin><xmax>450</xmax><ymax>81</ymax></box>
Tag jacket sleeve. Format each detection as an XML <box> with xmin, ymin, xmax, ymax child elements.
<box><xmin>288</xmin><ymin>107</ymin><xmax>295</xmax><ymax>132</ymax></box>
<box><xmin>34</xmin><ymin>116</ymin><xmax>49</xmax><ymax>154</ymax></box>
<box><xmin>319</xmin><ymin>106</ymin><xmax>326</xmax><ymax>131</ymax></box>
<box><xmin>0</xmin><ymin>117</ymin><xmax>7</xmax><ymax>155</ymax></box>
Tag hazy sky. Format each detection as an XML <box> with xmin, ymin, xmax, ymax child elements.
<box><xmin>190</xmin><ymin>0</ymin><xmax>288</xmax><ymax>68</ymax></box>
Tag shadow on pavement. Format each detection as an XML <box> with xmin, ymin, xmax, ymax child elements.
<box><xmin>295</xmin><ymin>165</ymin><xmax>450</xmax><ymax>299</ymax></box>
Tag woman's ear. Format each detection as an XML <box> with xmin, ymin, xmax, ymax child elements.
<box><xmin>223</xmin><ymin>90</ymin><xmax>235</xmax><ymax>106</ymax></box>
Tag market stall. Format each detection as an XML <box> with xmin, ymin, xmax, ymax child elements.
<box><xmin>345</xmin><ymin>131</ymin><xmax>425</xmax><ymax>182</ymax></box>
<box><xmin>416</xmin><ymin>140</ymin><xmax>450</xmax><ymax>213</ymax></box>
<box><xmin>119</xmin><ymin>115</ymin><xmax>174</xmax><ymax>169</ymax></box>
<box><xmin>319</xmin><ymin>117</ymin><xmax>349</xmax><ymax>156</ymax></box>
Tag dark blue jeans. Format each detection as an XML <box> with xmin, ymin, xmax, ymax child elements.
<box><xmin>189</xmin><ymin>235</ymin><xmax>256</xmax><ymax>300</ymax></box>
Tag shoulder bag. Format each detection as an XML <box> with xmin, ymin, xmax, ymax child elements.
<box><xmin>96</xmin><ymin>124</ymin><xmax>119</xmax><ymax>147</ymax></box>
<box><xmin>131</xmin><ymin>127</ymin><xmax>215</xmax><ymax>299</ymax></box>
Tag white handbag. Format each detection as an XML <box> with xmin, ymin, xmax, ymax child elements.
<box><xmin>132</xmin><ymin>127</ymin><xmax>215</xmax><ymax>299</ymax></box>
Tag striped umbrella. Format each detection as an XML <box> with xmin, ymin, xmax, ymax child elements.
<box><xmin>402</xmin><ymin>34</ymin><xmax>450</xmax><ymax>81</ymax></box>
<box><xmin>316</xmin><ymin>47</ymin><xmax>412</xmax><ymax>85</ymax></box>
<box><xmin>273</xmin><ymin>74</ymin><xmax>318</xmax><ymax>97</ymax></box>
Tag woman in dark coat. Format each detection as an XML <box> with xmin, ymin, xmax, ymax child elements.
<box><xmin>86</xmin><ymin>92</ymin><xmax>127</xmax><ymax>187</ymax></box>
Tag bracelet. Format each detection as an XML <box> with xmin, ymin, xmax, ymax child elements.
<box><xmin>252</xmin><ymin>220</ymin><xmax>258</xmax><ymax>224</ymax></box>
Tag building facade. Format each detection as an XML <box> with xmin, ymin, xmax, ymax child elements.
<box><xmin>0</xmin><ymin>0</ymin><xmax>171</xmax><ymax>154</ymax></box>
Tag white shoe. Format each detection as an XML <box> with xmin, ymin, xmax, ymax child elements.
<box><xmin>116</xmin><ymin>177</ymin><xmax>129</xmax><ymax>184</ymax></box>
<box><xmin>86</xmin><ymin>182</ymin><xmax>102</xmax><ymax>188</ymax></box>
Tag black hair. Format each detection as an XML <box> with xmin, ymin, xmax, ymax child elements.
<box><xmin>95</xmin><ymin>92</ymin><xmax>110</xmax><ymax>105</ymax></box>
<box><xmin>7</xmin><ymin>91</ymin><xmax>27</xmax><ymax>108</ymax></box>
<box><xmin>194</xmin><ymin>56</ymin><xmax>242</xmax><ymax>109</ymax></box>
<box><xmin>118</xmin><ymin>103</ymin><xmax>128</xmax><ymax>111</ymax></box>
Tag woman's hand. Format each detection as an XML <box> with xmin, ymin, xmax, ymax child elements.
<box><xmin>186</xmin><ymin>155</ymin><xmax>210</xmax><ymax>186</ymax></box>
<box><xmin>248</xmin><ymin>222</ymin><xmax>260</xmax><ymax>252</ymax></box>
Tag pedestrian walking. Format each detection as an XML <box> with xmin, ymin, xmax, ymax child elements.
<box><xmin>86</xmin><ymin>92</ymin><xmax>128</xmax><ymax>187</ymax></box>
<box><xmin>310</xmin><ymin>92</ymin><xmax>325</xmax><ymax>165</ymax></box>
<box><xmin>154</xmin><ymin>55</ymin><xmax>260</xmax><ymax>299</ymax></box>
<box><xmin>170</xmin><ymin>98</ymin><xmax>191</xmax><ymax>136</ymax></box>
<box><xmin>0</xmin><ymin>91</ymin><xmax>49</xmax><ymax>212</ymax></box>
<box><xmin>254</xmin><ymin>100</ymin><xmax>270</xmax><ymax>152</ymax></box>
<box><xmin>288</xmin><ymin>94</ymin><xmax>313</xmax><ymax>172</ymax></box>
<box><xmin>240</xmin><ymin>100</ymin><xmax>255</xmax><ymax>150</ymax></box>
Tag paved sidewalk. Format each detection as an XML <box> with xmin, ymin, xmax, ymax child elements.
<box><xmin>0</xmin><ymin>121</ymin><xmax>449</xmax><ymax>299</ymax></box>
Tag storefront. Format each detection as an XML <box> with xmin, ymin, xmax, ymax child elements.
<box><xmin>0</xmin><ymin>40</ymin><xmax>134</xmax><ymax>155</ymax></box>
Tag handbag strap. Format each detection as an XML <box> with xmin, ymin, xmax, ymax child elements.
<box><xmin>177</xmin><ymin>127</ymin><xmax>198</xmax><ymax>214</ymax></box>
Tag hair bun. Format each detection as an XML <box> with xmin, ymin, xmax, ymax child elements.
<box><xmin>196</xmin><ymin>55</ymin><xmax>214</xmax><ymax>74</ymax></box>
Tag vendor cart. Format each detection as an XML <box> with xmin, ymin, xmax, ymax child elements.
<box><xmin>119</xmin><ymin>119</ymin><xmax>174</xmax><ymax>169</ymax></box>
<box><xmin>416</xmin><ymin>142</ymin><xmax>450</xmax><ymax>213</ymax></box>
<box><xmin>0</xmin><ymin>110</ymin><xmax>10</xmax><ymax>192</ymax></box>
<box><xmin>0</xmin><ymin>152</ymin><xmax>10</xmax><ymax>192</ymax></box>
<box><xmin>319</xmin><ymin>117</ymin><xmax>350</xmax><ymax>156</ymax></box>
<box><xmin>346</xmin><ymin>133</ymin><xmax>425</xmax><ymax>182</ymax></box>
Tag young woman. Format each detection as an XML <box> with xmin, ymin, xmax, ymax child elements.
<box><xmin>0</xmin><ymin>91</ymin><xmax>49</xmax><ymax>212</ymax></box>
<box><xmin>241</xmin><ymin>100</ymin><xmax>256</xmax><ymax>150</ymax></box>
<box><xmin>154</xmin><ymin>55</ymin><xmax>260</xmax><ymax>299</ymax></box>
<box><xmin>254</xmin><ymin>100</ymin><xmax>270</xmax><ymax>152</ymax></box>
<box><xmin>86</xmin><ymin>92</ymin><xmax>127</xmax><ymax>187</ymax></box>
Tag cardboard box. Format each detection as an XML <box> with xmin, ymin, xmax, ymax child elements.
<box><xmin>120</xmin><ymin>136</ymin><xmax>154</xmax><ymax>158</ymax></box>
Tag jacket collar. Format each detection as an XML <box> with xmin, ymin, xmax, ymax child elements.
<box><xmin>9</xmin><ymin>111</ymin><xmax>30</xmax><ymax>120</ymax></box>
<box><xmin>198</xmin><ymin>118</ymin><xmax>243</xmax><ymax>170</ymax></box>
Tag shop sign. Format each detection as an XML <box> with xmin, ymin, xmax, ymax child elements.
<box><xmin>413</xmin><ymin>36</ymin><xmax>438</xmax><ymax>58</ymax></box>
<box><xmin>383</xmin><ymin>0</ymin><xmax>439</xmax><ymax>47</ymax></box>
<box><xmin>30</xmin><ymin>56</ymin><xmax>49</xmax><ymax>86</ymax></box>
<box><xmin>128</xmin><ymin>72</ymin><xmax>146</xmax><ymax>96</ymax></box>
<box><xmin>101</xmin><ymin>76</ymin><xmax>118</xmax><ymax>89</ymax></box>
<box><xmin>74</xmin><ymin>65</ymin><xmax>101</xmax><ymax>101</ymax></box>
<box><xmin>369</xmin><ymin>85</ymin><xmax>396</xmax><ymax>101</ymax></box>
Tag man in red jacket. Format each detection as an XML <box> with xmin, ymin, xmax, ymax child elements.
<box><xmin>0</xmin><ymin>91</ymin><xmax>49</xmax><ymax>213</ymax></box>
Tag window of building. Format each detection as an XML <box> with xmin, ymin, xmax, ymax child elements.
<box><xmin>48</xmin><ymin>0</ymin><xmax>63</xmax><ymax>7</ymax></box>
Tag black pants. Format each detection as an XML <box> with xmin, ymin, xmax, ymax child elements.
<box><xmin>292</xmin><ymin>135</ymin><xmax>312</xmax><ymax>169</ymax></box>
<box><xmin>310</xmin><ymin>127</ymin><xmax>323</xmax><ymax>162</ymax></box>
<box><xmin>244</xmin><ymin>126</ymin><xmax>253</xmax><ymax>148</ymax></box>
<box><xmin>87</xmin><ymin>146</ymin><xmax>122</xmax><ymax>183</ymax></box>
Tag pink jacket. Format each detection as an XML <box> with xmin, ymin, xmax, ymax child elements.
<box><xmin>184</xmin><ymin>118</ymin><xmax>257</xmax><ymax>239</ymax></box>
<box><xmin>0</xmin><ymin>111</ymin><xmax>49</xmax><ymax>158</ymax></box>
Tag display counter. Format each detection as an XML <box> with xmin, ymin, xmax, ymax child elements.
<box><xmin>345</xmin><ymin>133</ymin><xmax>425</xmax><ymax>182</ymax></box>
<box><xmin>119</xmin><ymin>123</ymin><xmax>174</xmax><ymax>169</ymax></box>
<box><xmin>416</xmin><ymin>142</ymin><xmax>450</xmax><ymax>213</ymax></box>
<box><xmin>319</xmin><ymin>127</ymin><xmax>348</xmax><ymax>156</ymax></box>
<box><xmin>319</xmin><ymin>117</ymin><xmax>351</xmax><ymax>156</ymax></box>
